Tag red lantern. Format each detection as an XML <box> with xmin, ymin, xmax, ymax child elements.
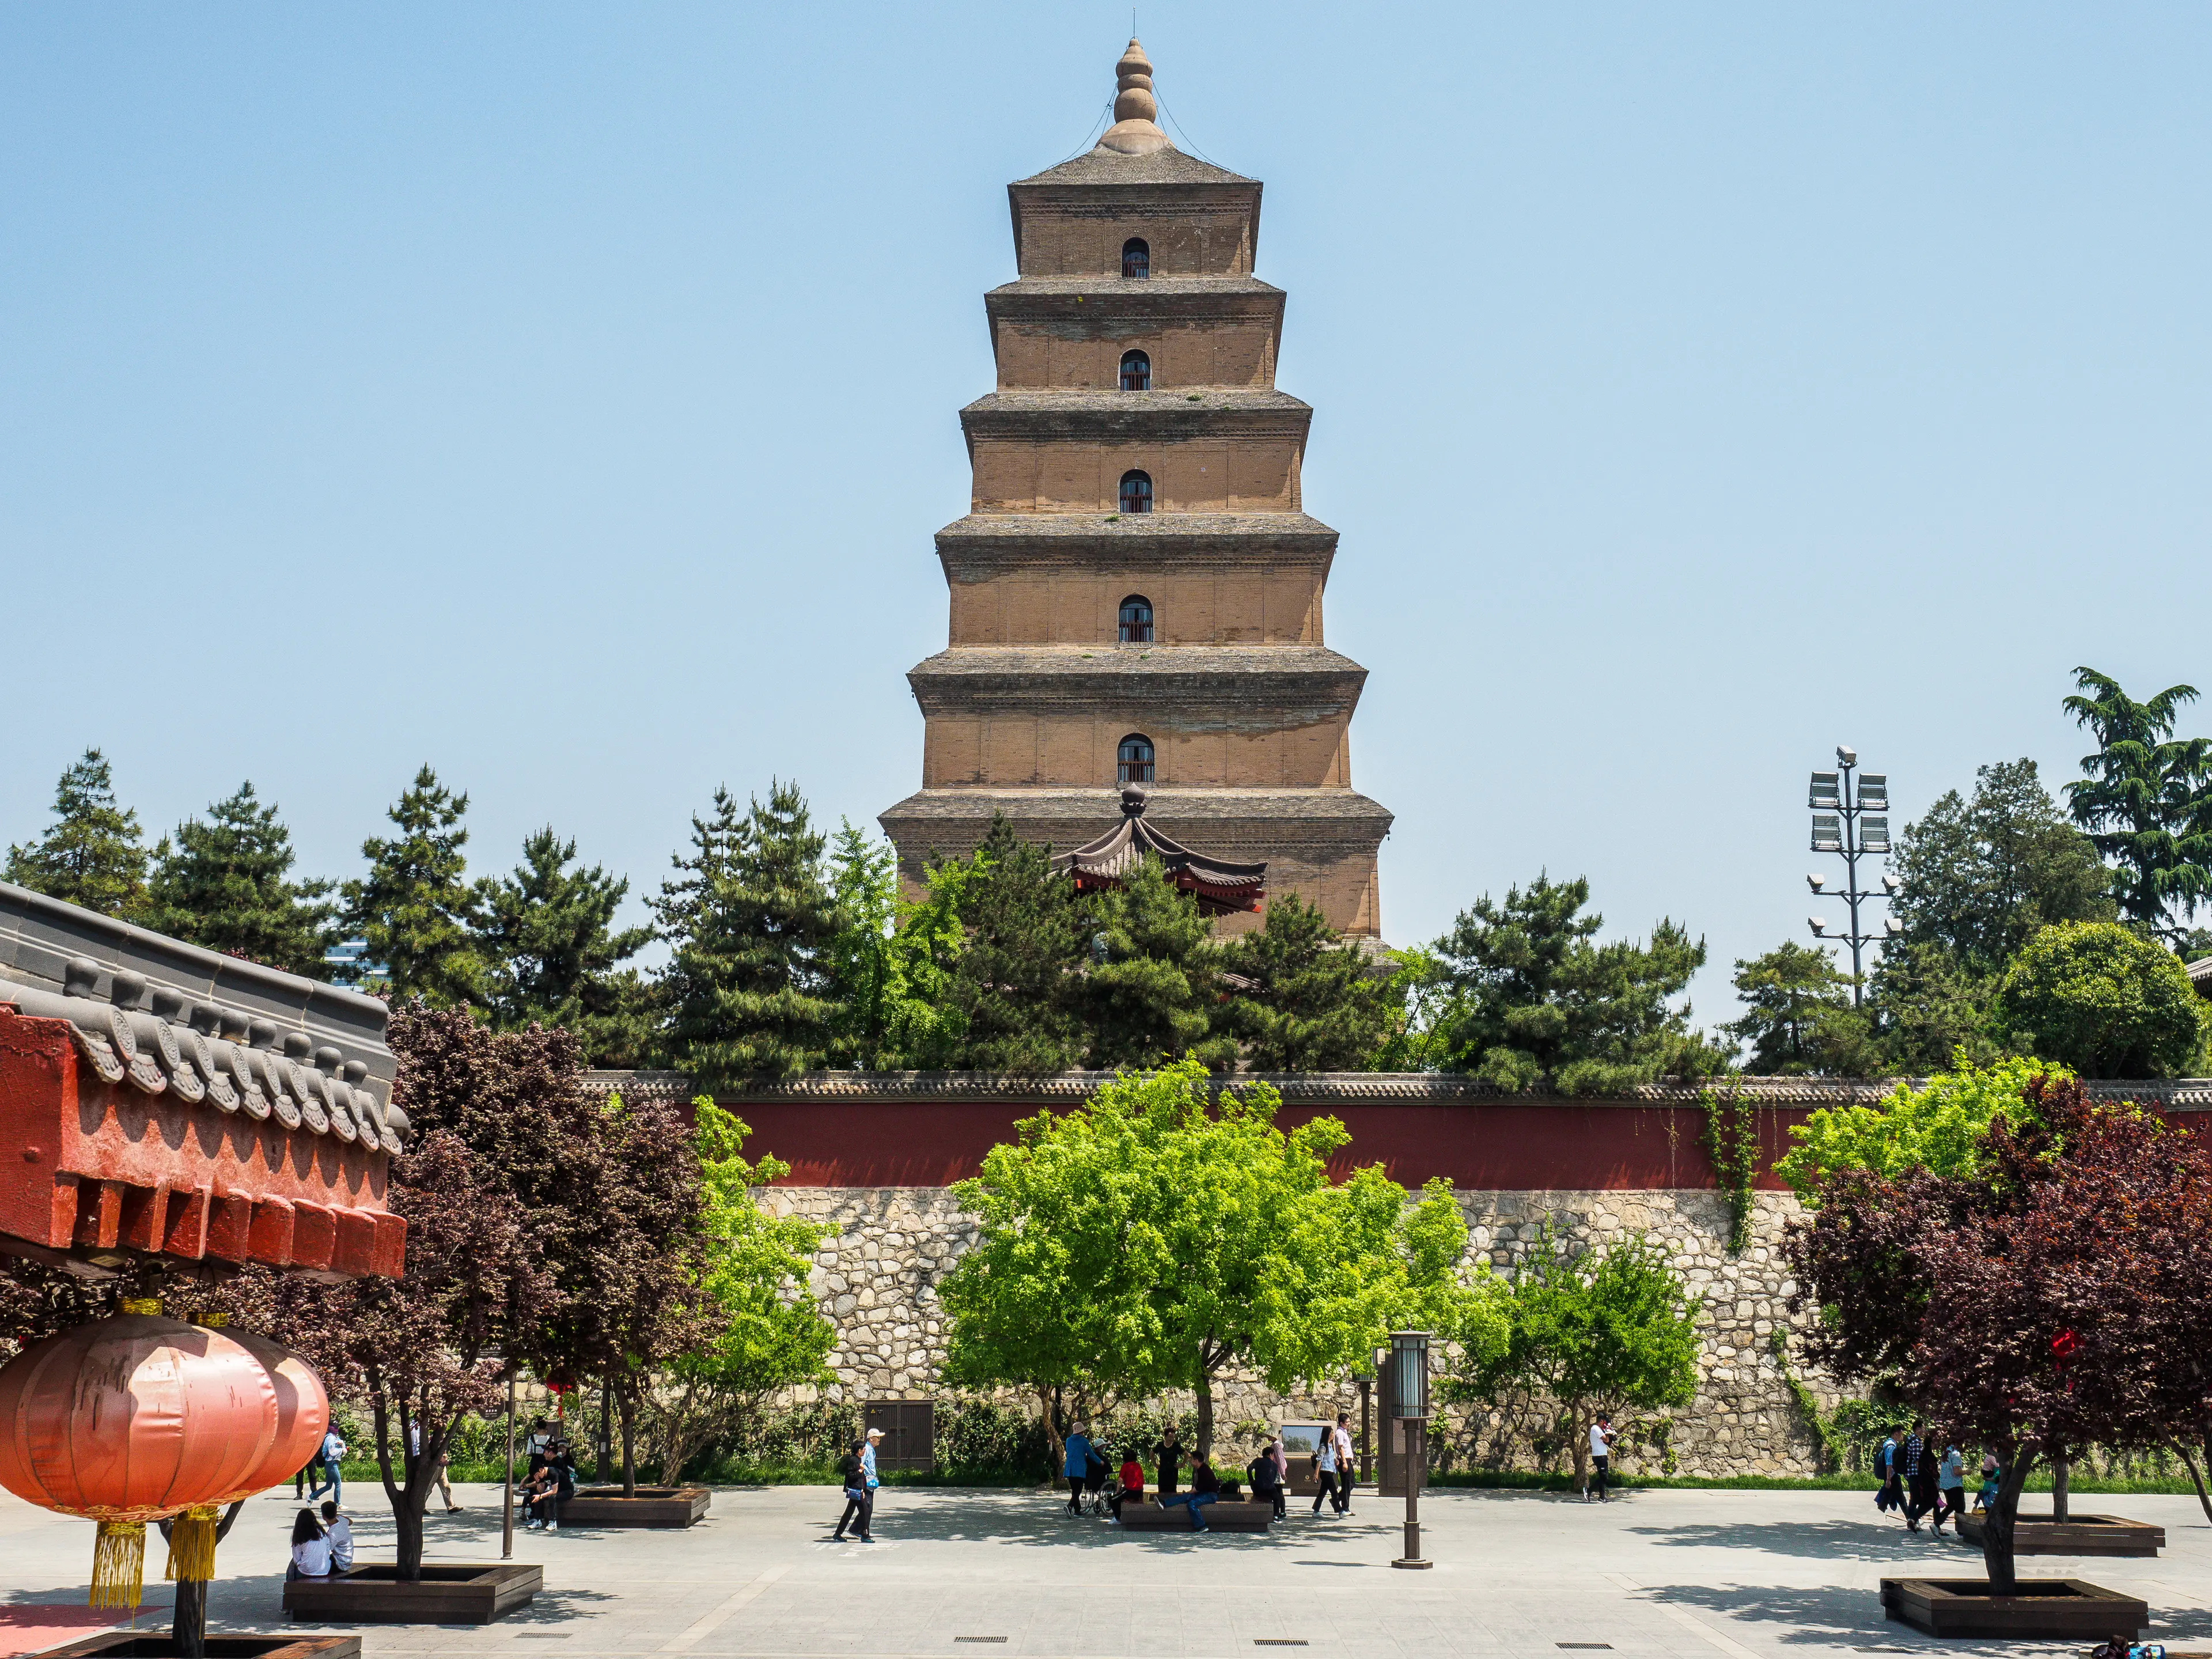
<box><xmin>0</xmin><ymin>1301</ymin><xmax>328</xmax><ymax>1607</ymax></box>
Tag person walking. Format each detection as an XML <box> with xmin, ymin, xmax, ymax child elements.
<box><xmin>832</xmin><ymin>1439</ymin><xmax>872</xmax><ymax>1541</ymax></box>
<box><xmin>1901</xmin><ymin>1423</ymin><xmax>1935</xmax><ymax>1532</ymax></box>
<box><xmin>1154</xmin><ymin>1426</ymin><xmax>1182</xmax><ymax>1501</ymax></box>
<box><xmin>1586</xmin><ymin>1414</ymin><xmax>1615</xmax><ymax>1503</ymax></box>
<box><xmin>1311</xmin><ymin>1419</ymin><xmax>1343</xmax><ymax>1516</ymax></box>
<box><xmin>1063</xmin><ymin>1422</ymin><xmax>1095</xmax><ymax>1516</ymax></box>
<box><xmin>319</xmin><ymin>1501</ymin><xmax>354</xmax><ymax>1573</ymax></box>
<box><xmin>286</xmin><ymin>1509</ymin><xmax>330</xmax><ymax>1582</ymax></box>
<box><xmin>1875</xmin><ymin>1431</ymin><xmax>1901</xmax><ymax>1515</ymax></box>
<box><xmin>1330</xmin><ymin>1414</ymin><xmax>1357</xmax><ymax>1515</ymax></box>
<box><xmin>860</xmin><ymin>1426</ymin><xmax>883</xmax><ymax>1539</ymax></box>
<box><xmin>306</xmin><ymin>1425</ymin><xmax>347</xmax><ymax>1505</ymax></box>
<box><xmin>1933</xmin><ymin>1442</ymin><xmax>1965</xmax><ymax>1535</ymax></box>
<box><xmin>410</xmin><ymin>1421</ymin><xmax>463</xmax><ymax>1513</ymax></box>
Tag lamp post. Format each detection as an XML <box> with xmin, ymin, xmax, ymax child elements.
<box><xmin>1355</xmin><ymin>1353</ymin><xmax>1376</xmax><ymax>1486</ymax></box>
<box><xmin>1388</xmin><ymin>1331</ymin><xmax>1431</xmax><ymax>1570</ymax></box>
<box><xmin>1805</xmin><ymin>745</ymin><xmax>1901</xmax><ymax>1007</ymax></box>
<box><xmin>501</xmin><ymin>1372</ymin><xmax>517</xmax><ymax>1562</ymax></box>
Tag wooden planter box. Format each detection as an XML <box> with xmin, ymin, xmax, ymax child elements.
<box><xmin>1956</xmin><ymin>1512</ymin><xmax>2165</xmax><ymax>1557</ymax></box>
<box><xmin>559</xmin><ymin>1485</ymin><xmax>711</xmax><ymax>1528</ymax></box>
<box><xmin>1880</xmin><ymin>1577</ymin><xmax>2148</xmax><ymax>1639</ymax></box>
<box><xmin>39</xmin><ymin>1638</ymin><xmax>360</xmax><ymax>1659</ymax></box>
<box><xmin>1119</xmin><ymin>1500</ymin><xmax>1273</xmax><ymax>1533</ymax></box>
<box><xmin>282</xmin><ymin>1563</ymin><xmax>541</xmax><ymax>1625</ymax></box>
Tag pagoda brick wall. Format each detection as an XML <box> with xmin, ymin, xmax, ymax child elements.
<box><xmin>881</xmin><ymin>56</ymin><xmax>1392</xmax><ymax>938</ymax></box>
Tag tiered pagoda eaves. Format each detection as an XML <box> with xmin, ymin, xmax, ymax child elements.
<box><xmin>880</xmin><ymin>39</ymin><xmax>1392</xmax><ymax>937</ymax></box>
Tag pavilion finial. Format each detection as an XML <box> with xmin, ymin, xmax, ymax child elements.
<box><xmin>1098</xmin><ymin>37</ymin><xmax>1172</xmax><ymax>156</ymax></box>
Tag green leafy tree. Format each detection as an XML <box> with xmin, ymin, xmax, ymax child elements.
<box><xmin>1080</xmin><ymin>857</ymin><xmax>1234</xmax><ymax>1070</ymax></box>
<box><xmin>654</xmin><ymin>780</ymin><xmax>839</xmax><ymax>1085</ymax></box>
<box><xmin>1775</xmin><ymin>1054</ymin><xmax>2066</xmax><ymax>1198</ymax></box>
<box><xmin>821</xmin><ymin>823</ymin><xmax>969</xmax><ymax>1069</ymax></box>
<box><xmin>941</xmin><ymin>815</ymin><xmax>1086</xmax><ymax>1073</ymax></box>
<box><xmin>6</xmin><ymin>749</ymin><xmax>147</xmax><ymax>919</ymax></box>
<box><xmin>940</xmin><ymin>1059</ymin><xmax>1490</xmax><ymax>1456</ymax></box>
<box><xmin>142</xmin><ymin>782</ymin><xmax>336</xmax><ymax>976</ymax></box>
<box><xmin>1865</xmin><ymin>940</ymin><xmax>2005</xmax><ymax>1074</ymax></box>
<box><xmin>2064</xmin><ymin>669</ymin><xmax>2212</xmax><ymax>937</ymax></box>
<box><xmin>1997</xmin><ymin>919</ymin><xmax>2209</xmax><ymax>1078</ymax></box>
<box><xmin>1429</xmin><ymin>874</ymin><xmax>1716</xmax><ymax>1092</ymax></box>
<box><xmin>342</xmin><ymin>766</ymin><xmax>487</xmax><ymax>1007</ymax></box>
<box><xmin>1725</xmin><ymin>942</ymin><xmax>1878</xmax><ymax>1075</ymax></box>
<box><xmin>1445</xmin><ymin>1224</ymin><xmax>1701</xmax><ymax>1489</ymax></box>
<box><xmin>1891</xmin><ymin>758</ymin><xmax>2116</xmax><ymax>974</ymax></box>
<box><xmin>480</xmin><ymin>827</ymin><xmax>654</xmax><ymax>1066</ymax></box>
<box><xmin>641</xmin><ymin>1100</ymin><xmax>835</xmax><ymax>1482</ymax></box>
<box><xmin>1217</xmin><ymin>893</ymin><xmax>1400</xmax><ymax>1071</ymax></box>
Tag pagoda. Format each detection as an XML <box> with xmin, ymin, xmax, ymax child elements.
<box><xmin>879</xmin><ymin>39</ymin><xmax>1392</xmax><ymax>937</ymax></box>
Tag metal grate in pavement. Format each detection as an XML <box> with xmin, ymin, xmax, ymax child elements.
<box><xmin>955</xmin><ymin>1641</ymin><xmax>1008</xmax><ymax>1646</ymax></box>
<box><xmin>1255</xmin><ymin>1643</ymin><xmax>1309</xmax><ymax>1648</ymax></box>
<box><xmin>1557</xmin><ymin>1645</ymin><xmax>1613</xmax><ymax>1650</ymax></box>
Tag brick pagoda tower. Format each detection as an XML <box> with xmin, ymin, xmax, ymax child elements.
<box><xmin>880</xmin><ymin>39</ymin><xmax>1392</xmax><ymax>937</ymax></box>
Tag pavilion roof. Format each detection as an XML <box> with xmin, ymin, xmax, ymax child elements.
<box><xmin>1055</xmin><ymin>787</ymin><xmax>1267</xmax><ymax>914</ymax></box>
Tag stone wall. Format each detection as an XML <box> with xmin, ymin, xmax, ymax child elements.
<box><xmin>759</xmin><ymin>1184</ymin><xmax>1835</xmax><ymax>1479</ymax></box>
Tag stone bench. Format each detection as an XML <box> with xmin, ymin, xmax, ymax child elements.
<box><xmin>1119</xmin><ymin>1499</ymin><xmax>1273</xmax><ymax>1533</ymax></box>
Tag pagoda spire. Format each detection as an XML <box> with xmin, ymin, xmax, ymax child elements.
<box><xmin>1098</xmin><ymin>37</ymin><xmax>1171</xmax><ymax>155</ymax></box>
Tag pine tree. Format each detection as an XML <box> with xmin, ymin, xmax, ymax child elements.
<box><xmin>653</xmin><ymin>781</ymin><xmax>840</xmax><ymax>1087</ymax></box>
<box><xmin>2063</xmin><ymin>668</ymin><xmax>2212</xmax><ymax>938</ymax></box>
<box><xmin>145</xmin><ymin>782</ymin><xmax>337</xmax><ymax>976</ymax></box>
<box><xmin>944</xmin><ymin>815</ymin><xmax>1085</xmax><ymax>1073</ymax></box>
<box><xmin>1217</xmin><ymin>892</ymin><xmax>1397</xmax><ymax>1071</ymax></box>
<box><xmin>342</xmin><ymin>766</ymin><xmax>487</xmax><ymax>1007</ymax></box>
<box><xmin>480</xmin><ymin>827</ymin><xmax>654</xmax><ymax>1066</ymax></box>
<box><xmin>1080</xmin><ymin>855</ymin><xmax>1232</xmax><ymax>1070</ymax></box>
<box><xmin>1724</xmin><ymin>941</ymin><xmax>1878</xmax><ymax>1075</ymax></box>
<box><xmin>5</xmin><ymin>749</ymin><xmax>148</xmax><ymax>918</ymax></box>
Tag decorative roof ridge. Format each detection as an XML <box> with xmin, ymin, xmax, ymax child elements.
<box><xmin>576</xmin><ymin>1068</ymin><xmax>2212</xmax><ymax>1108</ymax></box>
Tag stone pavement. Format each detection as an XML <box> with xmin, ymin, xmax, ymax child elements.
<box><xmin>6</xmin><ymin>1483</ymin><xmax>2212</xmax><ymax>1658</ymax></box>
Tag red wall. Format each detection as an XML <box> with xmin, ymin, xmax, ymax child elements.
<box><xmin>725</xmin><ymin>1097</ymin><xmax>1816</xmax><ymax>1191</ymax></box>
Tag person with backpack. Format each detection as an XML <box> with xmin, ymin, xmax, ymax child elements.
<box><xmin>1248</xmin><ymin>1437</ymin><xmax>1286</xmax><ymax>1521</ymax></box>
<box><xmin>1874</xmin><ymin>1431</ymin><xmax>1901</xmax><ymax>1515</ymax></box>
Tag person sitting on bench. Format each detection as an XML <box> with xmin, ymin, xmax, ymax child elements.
<box><xmin>1248</xmin><ymin>1438</ymin><xmax>1286</xmax><ymax>1521</ymax></box>
<box><xmin>1169</xmin><ymin>1454</ymin><xmax>1221</xmax><ymax>1531</ymax></box>
<box><xmin>1108</xmin><ymin>1452</ymin><xmax>1145</xmax><ymax>1524</ymax></box>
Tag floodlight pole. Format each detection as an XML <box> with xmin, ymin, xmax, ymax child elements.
<box><xmin>1806</xmin><ymin>747</ymin><xmax>1897</xmax><ymax>1007</ymax></box>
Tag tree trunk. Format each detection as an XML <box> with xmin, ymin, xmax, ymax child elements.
<box><xmin>1980</xmin><ymin>1449</ymin><xmax>2035</xmax><ymax>1597</ymax></box>
<box><xmin>598</xmin><ymin>1372</ymin><xmax>614</xmax><ymax>1483</ymax></box>
<box><xmin>2176</xmin><ymin>1439</ymin><xmax>2212</xmax><ymax>1525</ymax></box>
<box><xmin>2051</xmin><ymin>1452</ymin><xmax>2070</xmax><ymax>1522</ymax></box>
<box><xmin>1194</xmin><ymin>1370</ymin><xmax>1215</xmax><ymax>1460</ymax></box>
<box><xmin>619</xmin><ymin>1386</ymin><xmax>638</xmax><ymax>1498</ymax></box>
<box><xmin>1039</xmin><ymin>1385</ymin><xmax>1065</xmax><ymax>1482</ymax></box>
<box><xmin>172</xmin><ymin>1578</ymin><xmax>207</xmax><ymax>1658</ymax></box>
<box><xmin>1569</xmin><ymin>1407</ymin><xmax>1590</xmax><ymax>1491</ymax></box>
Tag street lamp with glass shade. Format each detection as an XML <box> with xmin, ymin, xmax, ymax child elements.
<box><xmin>1388</xmin><ymin>1331</ymin><xmax>1431</xmax><ymax>1570</ymax></box>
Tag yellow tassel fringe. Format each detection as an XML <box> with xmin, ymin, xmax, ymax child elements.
<box><xmin>90</xmin><ymin>1520</ymin><xmax>146</xmax><ymax>1609</ymax></box>
<box><xmin>164</xmin><ymin>1504</ymin><xmax>220</xmax><ymax>1582</ymax></box>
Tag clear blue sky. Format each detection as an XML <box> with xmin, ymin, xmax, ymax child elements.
<box><xmin>5</xmin><ymin>4</ymin><xmax>2208</xmax><ymax>1028</ymax></box>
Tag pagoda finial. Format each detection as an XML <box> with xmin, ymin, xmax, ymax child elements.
<box><xmin>1098</xmin><ymin>37</ymin><xmax>1172</xmax><ymax>156</ymax></box>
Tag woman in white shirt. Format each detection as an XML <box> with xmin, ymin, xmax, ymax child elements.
<box><xmin>288</xmin><ymin>1508</ymin><xmax>331</xmax><ymax>1580</ymax></box>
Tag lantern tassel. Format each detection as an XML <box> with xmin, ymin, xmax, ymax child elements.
<box><xmin>164</xmin><ymin>1504</ymin><xmax>221</xmax><ymax>1583</ymax></box>
<box><xmin>89</xmin><ymin>1520</ymin><xmax>146</xmax><ymax>1609</ymax></box>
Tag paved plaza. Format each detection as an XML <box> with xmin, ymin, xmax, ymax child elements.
<box><xmin>7</xmin><ymin>1484</ymin><xmax>2212</xmax><ymax>1659</ymax></box>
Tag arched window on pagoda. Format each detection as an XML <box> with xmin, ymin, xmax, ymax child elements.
<box><xmin>1119</xmin><ymin>595</ymin><xmax>1154</xmax><ymax>643</ymax></box>
<box><xmin>1119</xmin><ymin>350</ymin><xmax>1151</xmax><ymax>392</ymax></box>
<box><xmin>1118</xmin><ymin>733</ymin><xmax>1156</xmax><ymax>785</ymax></box>
<box><xmin>1118</xmin><ymin>470</ymin><xmax>1153</xmax><ymax>514</ymax></box>
<box><xmin>1122</xmin><ymin>237</ymin><xmax>1150</xmax><ymax>279</ymax></box>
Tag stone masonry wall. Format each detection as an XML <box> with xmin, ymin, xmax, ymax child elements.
<box><xmin>759</xmin><ymin>1185</ymin><xmax>1834</xmax><ymax>1479</ymax></box>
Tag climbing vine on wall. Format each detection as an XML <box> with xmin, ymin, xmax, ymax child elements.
<box><xmin>1701</xmin><ymin>1086</ymin><xmax>1759</xmax><ymax>1252</ymax></box>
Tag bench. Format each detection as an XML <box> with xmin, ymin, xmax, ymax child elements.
<box><xmin>1118</xmin><ymin>1499</ymin><xmax>1274</xmax><ymax>1533</ymax></box>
